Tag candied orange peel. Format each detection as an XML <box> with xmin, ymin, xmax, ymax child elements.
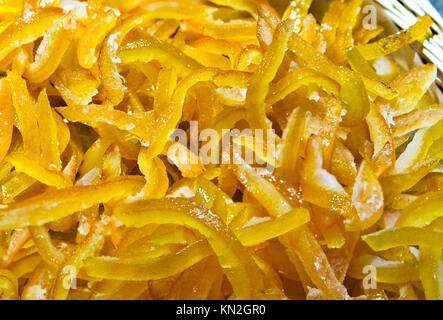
<box><xmin>0</xmin><ymin>0</ymin><xmax>441</xmax><ymax>300</ymax></box>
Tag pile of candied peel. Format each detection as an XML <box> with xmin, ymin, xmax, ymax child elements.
<box><xmin>0</xmin><ymin>0</ymin><xmax>442</xmax><ymax>300</ymax></box>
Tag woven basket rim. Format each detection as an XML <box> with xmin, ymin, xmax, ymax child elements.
<box><xmin>375</xmin><ymin>0</ymin><xmax>443</xmax><ymax>85</ymax></box>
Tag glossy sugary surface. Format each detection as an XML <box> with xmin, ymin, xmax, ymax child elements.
<box><xmin>0</xmin><ymin>0</ymin><xmax>442</xmax><ymax>300</ymax></box>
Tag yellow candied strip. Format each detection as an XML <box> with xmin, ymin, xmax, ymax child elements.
<box><xmin>21</xmin><ymin>262</ymin><xmax>57</xmax><ymax>300</ymax></box>
<box><xmin>78</xmin><ymin>138</ymin><xmax>111</xmax><ymax>177</ymax></box>
<box><xmin>419</xmin><ymin>245</ymin><xmax>443</xmax><ymax>300</ymax></box>
<box><xmin>276</xmin><ymin>108</ymin><xmax>306</xmax><ymax>184</ymax></box>
<box><xmin>327</xmin><ymin>0</ymin><xmax>363</xmax><ymax>65</ymax></box>
<box><xmin>381</xmin><ymin>159</ymin><xmax>439</xmax><ymax>205</ymax></box>
<box><xmin>234</xmin><ymin>208</ymin><xmax>310</xmax><ymax>246</ymax></box>
<box><xmin>320</xmin><ymin>0</ymin><xmax>344</xmax><ymax>48</ymax></box>
<box><xmin>118</xmin><ymin>37</ymin><xmax>202</xmax><ymax>76</ymax></box>
<box><xmin>392</xmin><ymin>120</ymin><xmax>443</xmax><ymax>174</ymax></box>
<box><xmin>349</xmin><ymin>160</ymin><xmax>384</xmax><ymax>231</ymax></box>
<box><xmin>146</xmin><ymin>68</ymin><xmax>217</xmax><ymax>159</ymax></box>
<box><xmin>235</xmin><ymin>45</ymin><xmax>262</xmax><ymax>71</ymax></box>
<box><xmin>51</xmin><ymin>67</ymin><xmax>100</xmax><ymax>106</ymax></box>
<box><xmin>55</xmin><ymin>105</ymin><xmax>155</xmax><ymax>145</ymax></box>
<box><xmin>393</xmin><ymin>104</ymin><xmax>443</xmax><ymax>137</ymax></box>
<box><xmin>99</xmin><ymin>2</ymin><xmax>207</xmax><ymax>105</ymax></box>
<box><xmin>108</xmin><ymin>282</ymin><xmax>149</xmax><ymax>300</ymax></box>
<box><xmin>113</xmin><ymin>198</ymin><xmax>266</xmax><ymax>299</ymax></box>
<box><xmin>348</xmin><ymin>254</ymin><xmax>420</xmax><ymax>284</ymax></box>
<box><xmin>344</xmin><ymin>47</ymin><xmax>398</xmax><ymax>100</ymax></box>
<box><xmin>52</xmin><ymin>218</ymin><xmax>107</xmax><ymax>300</ymax></box>
<box><xmin>232</xmin><ymin>150</ymin><xmax>350</xmax><ymax>300</ymax></box>
<box><xmin>396</xmin><ymin>191</ymin><xmax>443</xmax><ymax>227</ymax></box>
<box><xmin>387</xmin><ymin>64</ymin><xmax>437</xmax><ymax>116</ymax></box>
<box><xmin>282</xmin><ymin>0</ymin><xmax>312</xmax><ymax>32</ymax></box>
<box><xmin>0</xmin><ymin>176</ymin><xmax>145</xmax><ymax>230</ymax></box>
<box><xmin>165</xmin><ymin>141</ymin><xmax>205</xmax><ymax>178</ymax></box>
<box><xmin>288</xmin><ymin>35</ymin><xmax>370</xmax><ymax>126</ymax></box>
<box><xmin>86</xmin><ymin>227</ymin><xmax>162</xmax><ymax>300</ymax></box>
<box><xmin>149</xmin><ymin>227</ymin><xmax>197</xmax><ymax>246</ymax></box>
<box><xmin>24</xmin><ymin>14</ymin><xmax>75</xmax><ymax>83</ymax></box>
<box><xmin>8</xmin><ymin>253</ymin><xmax>42</xmax><ymax>279</ymax></box>
<box><xmin>362</xmin><ymin>77</ymin><xmax>398</xmax><ymax>100</ymax></box>
<box><xmin>99</xmin><ymin>13</ymin><xmax>153</xmax><ymax>106</ymax></box>
<box><xmin>232</xmin><ymin>153</ymin><xmax>294</xmax><ymax>217</ymax></box>
<box><xmin>362</xmin><ymin>227</ymin><xmax>443</xmax><ymax>251</ymax></box>
<box><xmin>266</xmin><ymin>68</ymin><xmax>340</xmax><ymax>107</ymax></box>
<box><xmin>36</xmin><ymin>90</ymin><xmax>61</xmax><ymax>170</ymax></box>
<box><xmin>77</xmin><ymin>5</ymin><xmax>118</xmax><ymax>69</ymax></box>
<box><xmin>54</xmin><ymin>107</ymin><xmax>72</xmax><ymax>153</ymax></box>
<box><xmin>245</xmin><ymin>19</ymin><xmax>294</xmax><ymax>130</ymax></box>
<box><xmin>190</xmin><ymin>37</ymin><xmax>242</xmax><ymax>68</ymax></box>
<box><xmin>0</xmin><ymin>19</ymin><xmax>14</xmax><ymax>36</ymax></box>
<box><xmin>356</xmin><ymin>15</ymin><xmax>434</xmax><ymax>61</ymax></box>
<box><xmin>283</xmin><ymin>225</ymin><xmax>350</xmax><ymax>300</ymax></box>
<box><xmin>0</xmin><ymin>171</ymin><xmax>36</xmax><ymax>204</ymax></box>
<box><xmin>101</xmin><ymin>144</ymin><xmax>122</xmax><ymax>181</ymax></box>
<box><xmin>29</xmin><ymin>225</ymin><xmax>65</xmax><ymax>267</ymax></box>
<box><xmin>186</xmin><ymin>18</ymin><xmax>258</xmax><ymax>41</ymax></box>
<box><xmin>0</xmin><ymin>0</ymin><xmax>22</xmax><ymax>16</ymax></box>
<box><xmin>208</xmin><ymin>0</ymin><xmax>258</xmax><ymax>18</ymax></box>
<box><xmin>175</xmin><ymin>32</ymin><xmax>232</xmax><ymax>70</ymax></box>
<box><xmin>0</xmin><ymin>79</ymin><xmax>13</xmax><ymax>163</ymax></box>
<box><xmin>0</xmin><ymin>269</ymin><xmax>18</xmax><ymax>299</ymax></box>
<box><xmin>153</xmin><ymin>67</ymin><xmax>177</xmax><ymax>117</ymax></box>
<box><xmin>6</xmin><ymin>152</ymin><xmax>71</xmax><ymax>188</ymax></box>
<box><xmin>0</xmin><ymin>8</ymin><xmax>64</xmax><ymax>62</ymax></box>
<box><xmin>137</xmin><ymin>149</ymin><xmax>169</xmax><ymax>199</ymax></box>
<box><xmin>301</xmin><ymin>135</ymin><xmax>357</xmax><ymax>223</ymax></box>
<box><xmin>84</xmin><ymin>239</ymin><xmax>213</xmax><ymax>280</ymax></box>
<box><xmin>7</xmin><ymin>70</ymin><xmax>40</xmax><ymax>156</ymax></box>
<box><xmin>232</xmin><ymin>134</ymin><xmax>278</xmax><ymax>167</ymax></box>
